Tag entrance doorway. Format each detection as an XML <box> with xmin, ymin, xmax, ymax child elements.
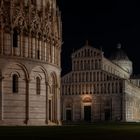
<box><xmin>105</xmin><ymin>109</ymin><xmax>111</xmax><ymax>121</ymax></box>
<box><xmin>84</xmin><ymin>106</ymin><xmax>91</xmax><ymax>121</ymax></box>
<box><xmin>66</xmin><ymin>109</ymin><xmax>72</xmax><ymax>121</ymax></box>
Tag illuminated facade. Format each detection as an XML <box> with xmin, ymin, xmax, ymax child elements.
<box><xmin>0</xmin><ymin>0</ymin><xmax>62</xmax><ymax>125</ymax></box>
<box><xmin>61</xmin><ymin>42</ymin><xmax>140</xmax><ymax>122</ymax></box>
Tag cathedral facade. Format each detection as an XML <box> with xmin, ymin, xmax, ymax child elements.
<box><xmin>61</xmin><ymin>42</ymin><xmax>140</xmax><ymax>122</ymax></box>
<box><xmin>0</xmin><ymin>0</ymin><xmax>62</xmax><ymax>125</ymax></box>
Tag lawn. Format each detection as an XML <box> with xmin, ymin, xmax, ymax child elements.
<box><xmin>1</xmin><ymin>123</ymin><xmax>140</xmax><ymax>139</ymax></box>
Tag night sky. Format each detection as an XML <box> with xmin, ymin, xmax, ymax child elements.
<box><xmin>57</xmin><ymin>0</ymin><xmax>140</xmax><ymax>76</ymax></box>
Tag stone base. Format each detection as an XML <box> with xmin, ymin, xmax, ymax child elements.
<box><xmin>0</xmin><ymin>119</ymin><xmax>62</xmax><ymax>126</ymax></box>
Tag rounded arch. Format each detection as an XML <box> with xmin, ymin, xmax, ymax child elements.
<box><xmin>30</xmin><ymin>65</ymin><xmax>49</xmax><ymax>83</ymax></box>
<box><xmin>50</xmin><ymin>72</ymin><xmax>58</xmax><ymax>86</ymax></box>
<box><xmin>2</xmin><ymin>62</ymin><xmax>29</xmax><ymax>81</ymax></box>
<box><xmin>34</xmin><ymin>74</ymin><xmax>42</xmax><ymax>80</ymax></box>
<box><xmin>10</xmin><ymin>71</ymin><xmax>20</xmax><ymax>78</ymax></box>
<box><xmin>82</xmin><ymin>96</ymin><xmax>92</xmax><ymax>103</ymax></box>
<box><xmin>17</xmin><ymin>63</ymin><xmax>29</xmax><ymax>80</ymax></box>
<box><xmin>64</xmin><ymin>98</ymin><xmax>73</xmax><ymax>108</ymax></box>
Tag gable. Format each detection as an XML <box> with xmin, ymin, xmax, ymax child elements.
<box><xmin>71</xmin><ymin>46</ymin><xmax>102</xmax><ymax>59</ymax></box>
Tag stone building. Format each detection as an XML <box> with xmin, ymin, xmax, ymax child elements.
<box><xmin>0</xmin><ymin>0</ymin><xmax>62</xmax><ymax>125</ymax></box>
<box><xmin>61</xmin><ymin>42</ymin><xmax>140</xmax><ymax>122</ymax></box>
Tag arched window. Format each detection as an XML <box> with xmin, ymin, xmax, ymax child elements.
<box><xmin>82</xmin><ymin>72</ymin><xmax>85</xmax><ymax>82</ymax></box>
<box><xmin>87</xmin><ymin>49</ymin><xmax>90</xmax><ymax>56</ymax></box>
<box><xmin>91</xmin><ymin>50</ymin><xmax>93</xmax><ymax>56</ymax></box>
<box><xmin>84</xmin><ymin>60</ymin><xmax>87</xmax><ymax>70</ymax></box>
<box><xmin>97</xmin><ymin>84</ymin><xmax>99</xmax><ymax>94</ymax></box>
<box><xmin>81</xmin><ymin>51</ymin><xmax>83</xmax><ymax>57</ymax></box>
<box><xmin>108</xmin><ymin>83</ymin><xmax>110</xmax><ymax>94</ymax></box>
<box><xmin>90</xmin><ymin>72</ymin><xmax>92</xmax><ymax>82</ymax></box>
<box><xmin>37</xmin><ymin>50</ymin><xmax>40</xmax><ymax>59</ymax></box>
<box><xmin>13</xmin><ymin>28</ymin><xmax>18</xmax><ymax>48</ymax></box>
<box><xmin>91</xmin><ymin>60</ymin><xmax>94</xmax><ymax>69</ymax></box>
<box><xmin>77</xmin><ymin>61</ymin><xmax>79</xmax><ymax>70</ymax></box>
<box><xmin>75</xmin><ymin>73</ymin><xmax>77</xmax><ymax>82</ymax></box>
<box><xmin>119</xmin><ymin>82</ymin><xmax>122</xmax><ymax>93</ymax></box>
<box><xmin>12</xmin><ymin>74</ymin><xmax>18</xmax><ymax>93</ymax></box>
<box><xmin>101</xmin><ymin>84</ymin><xmax>103</xmax><ymax>93</ymax></box>
<box><xmin>24</xmin><ymin>0</ymin><xmax>28</xmax><ymax>6</ymax></box>
<box><xmin>80</xmin><ymin>60</ymin><xmax>83</xmax><ymax>70</ymax></box>
<box><xmin>31</xmin><ymin>0</ymin><xmax>36</xmax><ymax>5</ymax></box>
<box><xmin>79</xmin><ymin>73</ymin><xmax>81</xmax><ymax>82</ymax></box>
<box><xmin>104</xmin><ymin>83</ymin><xmax>106</xmax><ymax>93</ymax></box>
<box><xmin>86</xmin><ymin>72</ymin><xmax>88</xmax><ymax>81</ymax></box>
<box><xmin>36</xmin><ymin>77</ymin><xmax>41</xmax><ymax>95</ymax></box>
<box><xmin>95</xmin><ymin>60</ymin><xmax>98</xmax><ymax>69</ymax></box>
<box><xmin>73</xmin><ymin>61</ymin><xmax>75</xmax><ymax>70</ymax></box>
<box><xmin>87</xmin><ymin>60</ymin><xmax>90</xmax><ymax>70</ymax></box>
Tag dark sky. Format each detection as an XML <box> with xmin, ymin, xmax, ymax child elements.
<box><xmin>57</xmin><ymin>0</ymin><xmax>140</xmax><ymax>76</ymax></box>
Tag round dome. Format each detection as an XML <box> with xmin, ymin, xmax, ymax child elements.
<box><xmin>110</xmin><ymin>44</ymin><xmax>133</xmax><ymax>75</ymax></box>
<box><xmin>110</xmin><ymin>44</ymin><xmax>129</xmax><ymax>61</ymax></box>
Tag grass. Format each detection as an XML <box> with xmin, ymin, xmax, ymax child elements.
<box><xmin>1</xmin><ymin>123</ymin><xmax>140</xmax><ymax>139</ymax></box>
